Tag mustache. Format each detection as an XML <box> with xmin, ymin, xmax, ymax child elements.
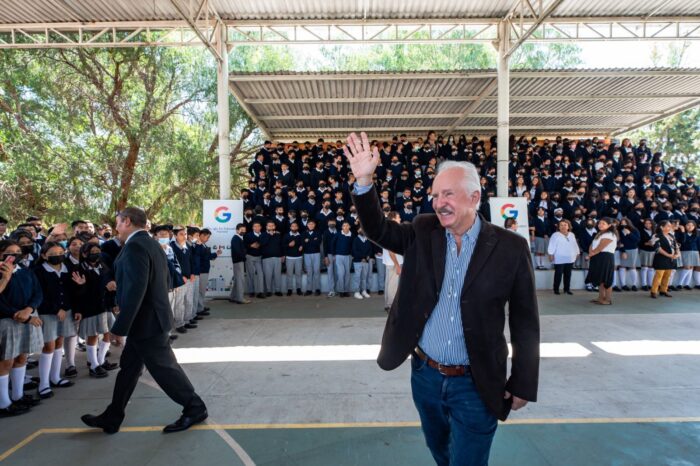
<box><xmin>437</xmin><ymin>207</ymin><xmax>454</xmax><ymax>215</ymax></box>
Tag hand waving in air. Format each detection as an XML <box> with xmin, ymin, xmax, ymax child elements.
<box><xmin>345</xmin><ymin>132</ymin><xmax>381</xmax><ymax>187</ymax></box>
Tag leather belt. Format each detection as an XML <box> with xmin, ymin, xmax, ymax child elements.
<box><xmin>413</xmin><ymin>347</ymin><xmax>470</xmax><ymax>377</ymax></box>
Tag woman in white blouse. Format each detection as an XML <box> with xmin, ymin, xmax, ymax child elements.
<box><xmin>585</xmin><ymin>217</ymin><xmax>619</xmax><ymax>305</ymax></box>
<box><xmin>547</xmin><ymin>220</ymin><xmax>580</xmax><ymax>295</ymax></box>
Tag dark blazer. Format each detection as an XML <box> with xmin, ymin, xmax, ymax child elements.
<box><xmin>352</xmin><ymin>187</ymin><xmax>540</xmax><ymax>421</ymax></box>
<box><xmin>111</xmin><ymin>231</ymin><xmax>174</xmax><ymax>339</ymax></box>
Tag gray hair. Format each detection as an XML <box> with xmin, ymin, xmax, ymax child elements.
<box><xmin>436</xmin><ymin>161</ymin><xmax>481</xmax><ymax>195</ymax></box>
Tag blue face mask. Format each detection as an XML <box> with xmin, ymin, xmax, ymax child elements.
<box><xmin>158</xmin><ymin>238</ymin><xmax>170</xmax><ymax>245</ymax></box>
<box><xmin>58</xmin><ymin>240</ymin><xmax>68</xmax><ymax>249</ymax></box>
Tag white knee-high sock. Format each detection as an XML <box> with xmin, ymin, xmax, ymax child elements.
<box><xmin>647</xmin><ymin>269</ymin><xmax>655</xmax><ymax>286</ymax></box>
<box><xmin>618</xmin><ymin>269</ymin><xmax>626</xmax><ymax>287</ymax></box>
<box><xmin>10</xmin><ymin>366</ymin><xmax>26</xmax><ymax>401</ymax></box>
<box><xmin>640</xmin><ymin>267</ymin><xmax>648</xmax><ymax>286</ymax></box>
<box><xmin>98</xmin><ymin>340</ymin><xmax>110</xmax><ymax>366</ymax></box>
<box><xmin>87</xmin><ymin>344</ymin><xmax>99</xmax><ymax>368</ymax></box>
<box><xmin>680</xmin><ymin>269</ymin><xmax>692</xmax><ymax>286</ymax></box>
<box><xmin>694</xmin><ymin>271</ymin><xmax>700</xmax><ymax>286</ymax></box>
<box><xmin>50</xmin><ymin>348</ymin><xmax>64</xmax><ymax>384</ymax></box>
<box><xmin>613</xmin><ymin>270</ymin><xmax>619</xmax><ymax>287</ymax></box>
<box><xmin>0</xmin><ymin>375</ymin><xmax>11</xmax><ymax>409</ymax></box>
<box><xmin>63</xmin><ymin>336</ymin><xmax>76</xmax><ymax>367</ymax></box>
<box><xmin>38</xmin><ymin>352</ymin><xmax>53</xmax><ymax>391</ymax></box>
<box><xmin>670</xmin><ymin>270</ymin><xmax>678</xmax><ymax>286</ymax></box>
<box><xmin>628</xmin><ymin>270</ymin><xmax>638</xmax><ymax>287</ymax></box>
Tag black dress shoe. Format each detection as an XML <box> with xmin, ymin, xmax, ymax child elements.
<box><xmin>304</xmin><ymin>290</ymin><xmax>312</xmax><ymax>296</ymax></box>
<box><xmin>26</xmin><ymin>359</ymin><xmax>38</xmax><ymax>370</ymax></box>
<box><xmin>314</xmin><ymin>290</ymin><xmax>321</xmax><ymax>296</ymax></box>
<box><xmin>553</xmin><ymin>290</ymin><xmax>560</xmax><ymax>295</ymax></box>
<box><xmin>101</xmin><ymin>360</ymin><xmax>119</xmax><ymax>371</ymax></box>
<box><xmin>64</xmin><ymin>365</ymin><xmax>78</xmax><ymax>378</ymax></box>
<box><xmin>176</xmin><ymin>326</ymin><xmax>188</xmax><ymax>334</ymax></box>
<box><xmin>249</xmin><ymin>293</ymin><xmax>255</xmax><ymax>298</ymax></box>
<box><xmin>0</xmin><ymin>403</ymin><xmax>30</xmax><ymax>417</ymax></box>
<box><xmin>296</xmin><ymin>288</ymin><xmax>302</xmax><ymax>296</ymax></box>
<box><xmin>631</xmin><ymin>286</ymin><xmax>638</xmax><ymax>291</ymax></box>
<box><xmin>169</xmin><ymin>334</ymin><xmax>179</xmax><ymax>341</ymax></box>
<box><xmin>23</xmin><ymin>381</ymin><xmax>38</xmax><ymax>391</ymax></box>
<box><xmin>81</xmin><ymin>414</ymin><xmax>120</xmax><ymax>434</ymax></box>
<box><xmin>378</xmin><ymin>290</ymin><xmax>384</xmax><ymax>295</ymax></box>
<box><xmin>163</xmin><ymin>410</ymin><xmax>208</xmax><ymax>433</ymax></box>
<box><xmin>89</xmin><ymin>366</ymin><xmax>109</xmax><ymax>378</ymax></box>
<box><xmin>613</xmin><ymin>286</ymin><xmax>622</xmax><ymax>292</ymax></box>
<box><xmin>256</xmin><ymin>293</ymin><xmax>266</xmax><ymax>299</ymax></box>
<box><xmin>197</xmin><ymin>310</ymin><xmax>211</xmax><ymax>316</ymax></box>
<box><xmin>275</xmin><ymin>292</ymin><xmax>283</xmax><ymax>297</ymax></box>
<box><xmin>184</xmin><ymin>323</ymin><xmax>198</xmax><ymax>329</ymax></box>
<box><xmin>565</xmin><ymin>290</ymin><xmax>574</xmax><ymax>295</ymax></box>
<box><xmin>266</xmin><ymin>292</ymin><xmax>272</xmax><ymax>297</ymax></box>
<box><xmin>203</xmin><ymin>307</ymin><xmax>210</xmax><ymax>312</ymax></box>
<box><xmin>15</xmin><ymin>393</ymin><xmax>41</xmax><ymax>407</ymax></box>
<box><xmin>684</xmin><ymin>285</ymin><xmax>692</xmax><ymax>290</ymax></box>
<box><xmin>193</xmin><ymin>315</ymin><xmax>204</xmax><ymax>321</ymax></box>
<box><xmin>287</xmin><ymin>290</ymin><xmax>292</xmax><ymax>296</ymax></box>
<box><xmin>622</xmin><ymin>286</ymin><xmax>631</xmax><ymax>291</ymax></box>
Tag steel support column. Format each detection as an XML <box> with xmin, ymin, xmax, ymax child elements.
<box><xmin>496</xmin><ymin>21</ymin><xmax>510</xmax><ymax>198</ymax></box>
<box><xmin>217</xmin><ymin>25</ymin><xmax>231</xmax><ymax>199</ymax></box>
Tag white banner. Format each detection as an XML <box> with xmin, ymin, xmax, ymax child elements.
<box><xmin>488</xmin><ymin>197</ymin><xmax>531</xmax><ymax>247</ymax></box>
<box><xmin>202</xmin><ymin>200</ymin><xmax>243</xmax><ymax>297</ymax></box>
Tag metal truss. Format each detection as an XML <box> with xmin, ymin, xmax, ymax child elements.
<box><xmin>1</xmin><ymin>17</ymin><xmax>698</xmax><ymax>50</ymax></box>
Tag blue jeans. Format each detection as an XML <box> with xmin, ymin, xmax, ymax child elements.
<box><xmin>411</xmin><ymin>355</ymin><xmax>498</xmax><ymax>466</ymax></box>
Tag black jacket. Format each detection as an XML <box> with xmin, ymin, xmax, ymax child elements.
<box><xmin>111</xmin><ymin>231</ymin><xmax>174</xmax><ymax>339</ymax></box>
<box><xmin>352</xmin><ymin>187</ymin><xmax>539</xmax><ymax>421</ymax></box>
<box><xmin>230</xmin><ymin>235</ymin><xmax>247</xmax><ymax>263</ymax></box>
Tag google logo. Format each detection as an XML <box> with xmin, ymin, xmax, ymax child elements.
<box><xmin>500</xmin><ymin>203</ymin><xmax>518</xmax><ymax>220</ymax></box>
<box><xmin>214</xmin><ymin>206</ymin><xmax>232</xmax><ymax>223</ymax></box>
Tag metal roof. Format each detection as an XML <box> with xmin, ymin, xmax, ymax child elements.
<box><xmin>1</xmin><ymin>0</ymin><xmax>699</xmax><ymax>23</ymax></box>
<box><xmin>228</xmin><ymin>68</ymin><xmax>700</xmax><ymax>140</ymax></box>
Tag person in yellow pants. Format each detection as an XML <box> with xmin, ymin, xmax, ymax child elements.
<box><xmin>650</xmin><ymin>220</ymin><xmax>680</xmax><ymax>298</ymax></box>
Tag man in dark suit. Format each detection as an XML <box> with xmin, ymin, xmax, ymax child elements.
<box><xmin>81</xmin><ymin>207</ymin><xmax>207</xmax><ymax>434</ymax></box>
<box><xmin>345</xmin><ymin>132</ymin><xmax>540</xmax><ymax>466</ymax></box>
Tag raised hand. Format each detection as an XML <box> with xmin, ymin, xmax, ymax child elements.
<box><xmin>345</xmin><ymin>132</ymin><xmax>380</xmax><ymax>187</ymax></box>
<box><xmin>72</xmin><ymin>272</ymin><xmax>86</xmax><ymax>285</ymax></box>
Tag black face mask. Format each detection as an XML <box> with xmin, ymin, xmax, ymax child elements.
<box><xmin>20</xmin><ymin>245</ymin><xmax>34</xmax><ymax>255</ymax></box>
<box><xmin>1</xmin><ymin>253</ymin><xmax>22</xmax><ymax>263</ymax></box>
<box><xmin>103</xmin><ymin>232</ymin><xmax>112</xmax><ymax>239</ymax></box>
<box><xmin>87</xmin><ymin>253</ymin><xmax>101</xmax><ymax>263</ymax></box>
<box><xmin>47</xmin><ymin>255</ymin><xmax>64</xmax><ymax>266</ymax></box>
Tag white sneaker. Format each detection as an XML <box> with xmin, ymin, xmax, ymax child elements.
<box><xmin>361</xmin><ymin>290</ymin><xmax>370</xmax><ymax>298</ymax></box>
<box><xmin>354</xmin><ymin>292</ymin><xmax>364</xmax><ymax>299</ymax></box>
<box><xmin>327</xmin><ymin>291</ymin><xmax>336</xmax><ymax>297</ymax></box>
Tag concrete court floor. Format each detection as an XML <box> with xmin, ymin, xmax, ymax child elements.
<box><xmin>1</xmin><ymin>290</ymin><xmax>699</xmax><ymax>466</ymax></box>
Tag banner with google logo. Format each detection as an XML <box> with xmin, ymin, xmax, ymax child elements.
<box><xmin>203</xmin><ymin>200</ymin><xmax>243</xmax><ymax>297</ymax></box>
<box><xmin>488</xmin><ymin>197</ymin><xmax>530</xmax><ymax>247</ymax></box>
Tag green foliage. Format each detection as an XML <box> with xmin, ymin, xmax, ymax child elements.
<box><xmin>0</xmin><ymin>45</ymin><xmax>293</xmax><ymax>226</ymax></box>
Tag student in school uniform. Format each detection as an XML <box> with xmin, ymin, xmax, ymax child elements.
<box><xmin>76</xmin><ymin>242</ymin><xmax>118</xmax><ymax>378</ymax></box>
<box><xmin>677</xmin><ymin>220</ymin><xmax>700</xmax><ymax>289</ymax></box>
<box><xmin>187</xmin><ymin>227</ymin><xmax>203</xmax><ymax>323</ymax></box>
<box><xmin>302</xmin><ymin>219</ymin><xmax>322</xmax><ymax>296</ymax></box>
<box><xmin>197</xmin><ymin>228</ymin><xmax>221</xmax><ymax>314</ymax></box>
<box><xmin>33</xmin><ymin>241</ymin><xmax>85</xmax><ymax>399</ymax></box>
<box><xmin>62</xmin><ymin>236</ymin><xmax>85</xmax><ymax>377</ymax></box>
<box><xmin>351</xmin><ymin>228</ymin><xmax>373</xmax><ymax>299</ymax></box>
<box><xmin>10</xmin><ymin>230</ymin><xmax>38</xmax><ymax>270</ymax></box>
<box><xmin>284</xmin><ymin>222</ymin><xmax>304</xmax><ymax>296</ymax></box>
<box><xmin>530</xmin><ymin>207</ymin><xmax>551</xmax><ymax>270</ymax></box>
<box><xmin>261</xmin><ymin>221</ymin><xmax>284</xmax><ymax>297</ymax></box>
<box><xmin>0</xmin><ymin>239</ymin><xmax>43</xmax><ymax>416</ymax></box>
<box><xmin>638</xmin><ymin>219</ymin><xmax>657</xmax><ymax>291</ymax></box>
<box><xmin>331</xmin><ymin>221</ymin><xmax>354</xmax><ymax>297</ymax></box>
<box><xmin>244</xmin><ymin>222</ymin><xmax>267</xmax><ymax>299</ymax></box>
<box><xmin>323</xmin><ymin>220</ymin><xmax>338</xmax><ymax>297</ymax></box>
<box><xmin>229</xmin><ymin>224</ymin><xmax>250</xmax><ymax>304</ymax></box>
<box><xmin>154</xmin><ymin>225</ymin><xmax>185</xmax><ymax>339</ymax></box>
<box><xmin>617</xmin><ymin>218</ymin><xmax>641</xmax><ymax>291</ymax></box>
<box><xmin>171</xmin><ymin>226</ymin><xmax>198</xmax><ymax>330</ymax></box>
<box><xmin>372</xmin><ymin>242</ymin><xmax>385</xmax><ymax>297</ymax></box>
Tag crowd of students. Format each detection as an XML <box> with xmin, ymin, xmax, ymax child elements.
<box><xmin>1</xmin><ymin>131</ymin><xmax>699</xmax><ymax>417</ymax></box>
<box><xmin>0</xmin><ymin>218</ymin><xmax>221</xmax><ymax>417</ymax></box>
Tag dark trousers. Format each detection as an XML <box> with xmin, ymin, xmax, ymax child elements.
<box><xmin>103</xmin><ymin>331</ymin><xmax>205</xmax><ymax>424</ymax></box>
<box><xmin>553</xmin><ymin>262</ymin><xmax>574</xmax><ymax>292</ymax></box>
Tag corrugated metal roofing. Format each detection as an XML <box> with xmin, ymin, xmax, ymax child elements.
<box><xmin>229</xmin><ymin>68</ymin><xmax>700</xmax><ymax>139</ymax></box>
<box><xmin>1</xmin><ymin>0</ymin><xmax>698</xmax><ymax>24</ymax></box>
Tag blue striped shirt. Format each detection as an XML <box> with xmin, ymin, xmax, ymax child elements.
<box><xmin>419</xmin><ymin>215</ymin><xmax>481</xmax><ymax>365</ymax></box>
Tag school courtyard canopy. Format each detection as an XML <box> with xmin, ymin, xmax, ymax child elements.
<box><xmin>228</xmin><ymin>68</ymin><xmax>700</xmax><ymax>141</ymax></box>
<box><xmin>1</xmin><ymin>0</ymin><xmax>700</xmax><ymax>198</ymax></box>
